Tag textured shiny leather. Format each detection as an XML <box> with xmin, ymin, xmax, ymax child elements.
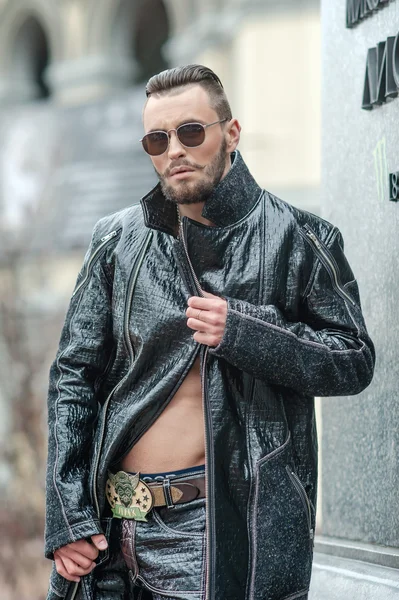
<box><xmin>45</xmin><ymin>151</ymin><xmax>375</xmax><ymax>600</ymax></box>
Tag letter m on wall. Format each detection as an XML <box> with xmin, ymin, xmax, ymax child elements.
<box><xmin>347</xmin><ymin>0</ymin><xmax>362</xmax><ymax>28</ymax></box>
<box><xmin>362</xmin><ymin>38</ymin><xmax>398</xmax><ymax>110</ymax></box>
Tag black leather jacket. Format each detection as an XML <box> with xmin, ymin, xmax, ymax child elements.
<box><xmin>45</xmin><ymin>151</ymin><xmax>375</xmax><ymax>600</ymax></box>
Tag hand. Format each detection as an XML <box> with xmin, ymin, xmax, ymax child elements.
<box><xmin>186</xmin><ymin>291</ymin><xmax>227</xmax><ymax>347</ymax></box>
<box><xmin>54</xmin><ymin>534</ymin><xmax>108</xmax><ymax>582</ymax></box>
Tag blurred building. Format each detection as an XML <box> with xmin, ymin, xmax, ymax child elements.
<box><xmin>0</xmin><ymin>0</ymin><xmax>321</xmax><ymax>246</ymax></box>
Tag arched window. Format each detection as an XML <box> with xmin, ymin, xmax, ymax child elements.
<box><xmin>112</xmin><ymin>0</ymin><xmax>170</xmax><ymax>85</ymax></box>
<box><xmin>12</xmin><ymin>16</ymin><xmax>51</xmax><ymax>100</ymax></box>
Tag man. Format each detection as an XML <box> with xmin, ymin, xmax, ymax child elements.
<box><xmin>45</xmin><ymin>65</ymin><xmax>375</xmax><ymax>600</ymax></box>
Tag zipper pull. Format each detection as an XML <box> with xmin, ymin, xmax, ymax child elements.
<box><xmin>100</xmin><ymin>230</ymin><xmax>118</xmax><ymax>243</ymax></box>
<box><xmin>177</xmin><ymin>220</ymin><xmax>183</xmax><ymax>240</ymax></box>
<box><xmin>306</xmin><ymin>230</ymin><xmax>322</xmax><ymax>249</ymax></box>
<box><xmin>176</xmin><ymin>205</ymin><xmax>182</xmax><ymax>240</ymax></box>
<box><xmin>179</xmin><ymin>215</ymin><xmax>187</xmax><ymax>246</ymax></box>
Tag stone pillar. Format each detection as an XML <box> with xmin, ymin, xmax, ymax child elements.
<box><xmin>45</xmin><ymin>56</ymin><xmax>134</xmax><ymax>105</ymax></box>
<box><xmin>310</xmin><ymin>1</ymin><xmax>399</xmax><ymax>597</ymax></box>
<box><xmin>0</xmin><ymin>73</ymin><xmax>40</xmax><ymax>103</ymax></box>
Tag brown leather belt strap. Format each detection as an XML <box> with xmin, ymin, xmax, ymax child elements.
<box><xmin>148</xmin><ymin>476</ymin><xmax>206</xmax><ymax>507</ymax></box>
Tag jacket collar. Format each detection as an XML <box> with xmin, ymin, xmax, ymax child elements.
<box><xmin>140</xmin><ymin>150</ymin><xmax>262</xmax><ymax>237</ymax></box>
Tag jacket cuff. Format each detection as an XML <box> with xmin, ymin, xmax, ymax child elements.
<box><xmin>44</xmin><ymin>518</ymin><xmax>103</xmax><ymax>560</ymax></box>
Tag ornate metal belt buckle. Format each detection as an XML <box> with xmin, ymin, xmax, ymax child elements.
<box><xmin>106</xmin><ymin>471</ymin><xmax>153</xmax><ymax>521</ymax></box>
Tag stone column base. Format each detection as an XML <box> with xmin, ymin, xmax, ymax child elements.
<box><xmin>310</xmin><ymin>541</ymin><xmax>399</xmax><ymax>600</ymax></box>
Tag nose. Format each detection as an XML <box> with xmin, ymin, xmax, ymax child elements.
<box><xmin>167</xmin><ymin>130</ymin><xmax>186</xmax><ymax>160</ymax></box>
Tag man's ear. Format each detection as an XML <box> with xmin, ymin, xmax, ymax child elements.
<box><xmin>226</xmin><ymin>119</ymin><xmax>241</xmax><ymax>153</ymax></box>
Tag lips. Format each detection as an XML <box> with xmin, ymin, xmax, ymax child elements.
<box><xmin>170</xmin><ymin>166</ymin><xmax>195</xmax><ymax>177</ymax></box>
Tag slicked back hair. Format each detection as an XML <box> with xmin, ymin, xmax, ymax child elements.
<box><xmin>145</xmin><ymin>64</ymin><xmax>233</xmax><ymax>121</ymax></box>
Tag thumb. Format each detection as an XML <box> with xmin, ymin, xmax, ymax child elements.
<box><xmin>91</xmin><ymin>534</ymin><xmax>108</xmax><ymax>550</ymax></box>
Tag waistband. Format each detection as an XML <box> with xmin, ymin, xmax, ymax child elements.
<box><xmin>133</xmin><ymin>464</ymin><xmax>206</xmax><ymax>482</ymax></box>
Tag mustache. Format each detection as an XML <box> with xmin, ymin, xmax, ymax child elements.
<box><xmin>164</xmin><ymin>160</ymin><xmax>205</xmax><ymax>178</ymax></box>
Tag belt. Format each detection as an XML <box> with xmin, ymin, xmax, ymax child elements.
<box><xmin>106</xmin><ymin>470</ymin><xmax>206</xmax><ymax>522</ymax></box>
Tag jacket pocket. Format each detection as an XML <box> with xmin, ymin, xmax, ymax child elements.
<box><xmin>72</xmin><ymin>229</ymin><xmax>122</xmax><ymax>298</ymax></box>
<box><xmin>299</xmin><ymin>224</ymin><xmax>356</xmax><ymax>307</ymax></box>
<box><xmin>249</xmin><ymin>440</ymin><xmax>312</xmax><ymax>599</ymax></box>
<box><xmin>285</xmin><ymin>465</ymin><xmax>314</xmax><ymax>545</ymax></box>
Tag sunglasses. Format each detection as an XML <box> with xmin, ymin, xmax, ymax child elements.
<box><xmin>140</xmin><ymin>119</ymin><xmax>228</xmax><ymax>156</ymax></box>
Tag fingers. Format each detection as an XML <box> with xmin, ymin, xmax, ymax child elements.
<box><xmin>188</xmin><ymin>317</ymin><xmax>224</xmax><ymax>345</ymax></box>
<box><xmin>54</xmin><ymin>537</ymin><xmax>104</xmax><ymax>582</ymax></box>
<box><xmin>186</xmin><ymin>317</ymin><xmax>213</xmax><ymax>332</ymax></box>
<box><xmin>186</xmin><ymin>306</ymin><xmax>218</xmax><ymax>325</ymax></box>
<box><xmin>61</xmin><ymin>554</ymin><xmax>96</xmax><ymax>578</ymax></box>
<box><xmin>62</xmin><ymin>546</ymin><xmax>97</xmax><ymax>570</ymax></box>
<box><xmin>54</xmin><ymin>552</ymin><xmax>80</xmax><ymax>582</ymax></box>
<box><xmin>54</xmin><ymin>555</ymin><xmax>80</xmax><ymax>583</ymax></box>
<box><xmin>187</xmin><ymin>296</ymin><xmax>221</xmax><ymax>310</ymax></box>
<box><xmin>192</xmin><ymin>330</ymin><xmax>220</xmax><ymax>347</ymax></box>
<box><xmin>69</xmin><ymin>539</ymin><xmax>99</xmax><ymax>561</ymax></box>
<box><xmin>186</xmin><ymin>295</ymin><xmax>227</xmax><ymax>346</ymax></box>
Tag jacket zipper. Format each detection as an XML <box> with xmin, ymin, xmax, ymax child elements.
<box><xmin>301</xmin><ymin>225</ymin><xmax>356</xmax><ymax>307</ymax></box>
<box><xmin>285</xmin><ymin>465</ymin><xmax>314</xmax><ymax>541</ymax></box>
<box><xmin>180</xmin><ymin>219</ymin><xmax>204</xmax><ymax>295</ymax></box>
<box><xmin>201</xmin><ymin>345</ymin><xmax>214</xmax><ymax>600</ymax></box>
<box><xmin>180</xmin><ymin>217</ymin><xmax>214</xmax><ymax>600</ymax></box>
<box><xmin>67</xmin><ymin>230</ymin><xmax>153</xmax><ymax>600</ymax></box>
<box><xmin>72</xmin><ymin>229</ymin><xmax>121</xmax><ymax>298</ymax></box>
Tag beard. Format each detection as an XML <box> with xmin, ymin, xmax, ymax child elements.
<box><xmin>155</xmin><ymin>138</ymin><xmax>228</xmax><ymax>205</ymax></box>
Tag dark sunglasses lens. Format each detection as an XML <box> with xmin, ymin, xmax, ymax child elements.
<box><xmin>177</xmin><ymin>123</ymin><xmax>205</xmax><ymax>147</ymax></box>
<box><xmin>142</xmin><ymin>131</ymin><xmax>168</xmax><ymax>156</ymax></box>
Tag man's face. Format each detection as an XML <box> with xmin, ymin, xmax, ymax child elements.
<box><xmin>142</xmin><ymin>85</ymin><xmax>235</xmax><ymax>205</ymax></box>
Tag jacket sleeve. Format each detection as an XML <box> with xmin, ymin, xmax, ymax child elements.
<box><xmin>209</xmin><ymin>226</ymin><xmax>375</xmax><ymax>397</ymax></box>
<box><xmin>45</xmin><ymin>221</ymin><xmax>115</xmax><ymax>559</ymax></box>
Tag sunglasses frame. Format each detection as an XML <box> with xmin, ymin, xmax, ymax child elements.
<box><xmin>140</xmin><ymin>118</ymin><xmax>228</xmax><ymax>156</ymax></box>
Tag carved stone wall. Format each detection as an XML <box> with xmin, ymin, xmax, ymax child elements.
<box><xmin>310</xmin><ymin>1</ymin><xmax>399</xmax><ymax>597</ymax></box>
